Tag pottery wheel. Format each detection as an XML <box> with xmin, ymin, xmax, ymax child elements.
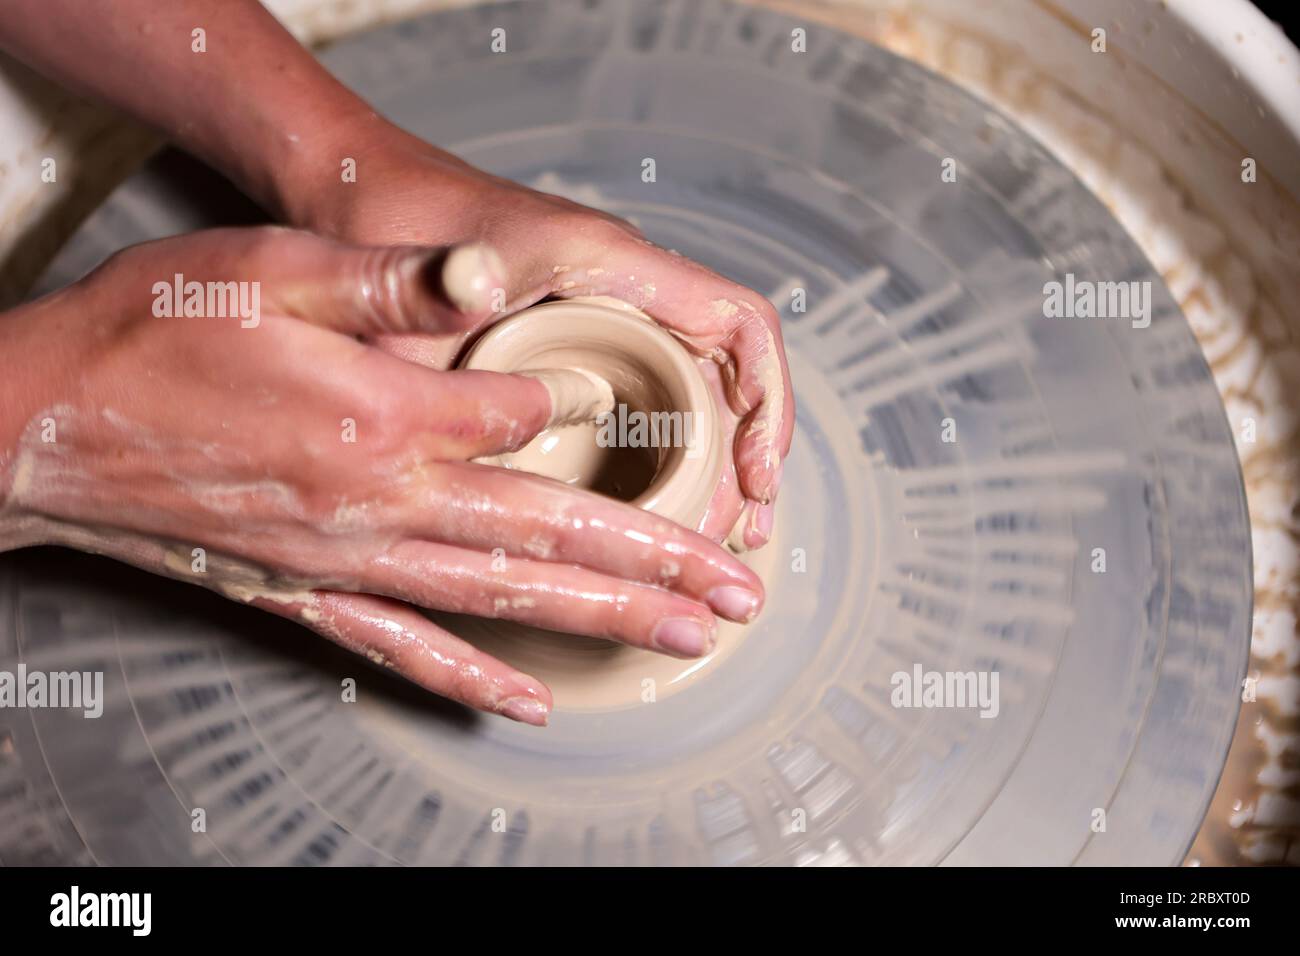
<box><xmin>1</xmin><ymin>0</ymin><xmax>1251</xmax><ymax>865</ymax></box>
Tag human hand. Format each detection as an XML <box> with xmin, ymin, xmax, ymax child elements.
<box><xmin>0</xmin><ymin>0</ymin><xmax>792</xmax><ymax>550</ymax></box>
<box><xmin>290</xmin><ymin>122</ymin><xmax>795</xmax><ymax>549</ymax></box>
<box><xmin>0</xmin><ymin>227</ymin><xmax>765</xmax><ymax>724</ymax></box>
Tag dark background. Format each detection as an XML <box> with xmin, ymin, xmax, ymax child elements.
<box><xmin>1251</xmin><ymin>0</ymin><xmax>1296</xmax><ymax>42</ymax></box>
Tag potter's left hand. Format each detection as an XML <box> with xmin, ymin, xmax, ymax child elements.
<box><xmin>291</xmin><ymin>123</ymin><xmax>794</xmax><ymax>550</ymax></box>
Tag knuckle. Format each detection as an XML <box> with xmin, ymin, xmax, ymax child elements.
<box><xmin>595</xmin><ymin>590</ymin><xmax>635</xmax><ymax>639</ymax></box>
<box><xmin>447</xmin><ymin>663</ymin><xmax>486</xmax><ymax>706</ymax></box>
<box><xmin>352</xmin><ymin>245</ymin><xmax>423</xmax><ymax>333</ymax></box>
<box><xmin>558</xmin><ymin>211</ymin><xmax>634</xmax><ymax>251</ymax></box>
<box><xmin>242</xmin><ymin>224</ymin><xmax>307</xmax><ymax>268</ymax></box>
<box><xmin>89</xmin><ymin>240</ymin><xmax>162</xmax><ymax>292</ymax></box>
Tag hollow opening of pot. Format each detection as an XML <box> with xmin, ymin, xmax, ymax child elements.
<box><xmin>462</xmin><ymin>303</ymin><xmax>710</xmax><ymax>516</ymax></box>
<box><xmin>521</xmin><ymin>397</ymin><xmax>664</xmax><ymax>503</ymax></box>
<box><xmin>500</xmin><ymin>357</ymin><xmax>682</xmax><ymax>505</ymax></box>
<box><xmin>584</xmin><ymin>396</ymin><xmax>662</xmax><ymax>502</ymax></box>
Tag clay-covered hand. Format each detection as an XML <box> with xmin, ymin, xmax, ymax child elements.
<box><xmin>0</xmin><ymin>227</ymin><xmax>765</xmax><ymax>725</ymax></box>
<box><xmin>291</xmin><ymin>122</ymin><xmax>795</xmax><ymax>549</ymax></box>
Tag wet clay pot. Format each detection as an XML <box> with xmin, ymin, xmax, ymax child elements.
<box><xmin>459</xmin><ymin>296</ymin><xmax>725</xmax><ymax>530</ymax></box>
<box><xmin>453</xmin><ymin>297</ymin><xmax>750</xmax><ymax>712</ymax></box>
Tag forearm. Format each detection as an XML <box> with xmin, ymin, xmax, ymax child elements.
<box><xmin>0</xmin><ymin>0</ymin><xmax>369</xmax><ymax>218</ymax></box>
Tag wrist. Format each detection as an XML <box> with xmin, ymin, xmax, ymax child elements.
<box><xmin>266</xmin><ymin>103</ymin><xmax>422</xmax><ymax>232</ymax></box>
<box><xmin>0</xmin><ymin>293</ymin><xmax>85</xmax><ymax>550</ymax></box>
<box><xmin>270</xmin><ymin>111</ymin><xmax>485</xmax><ymax>242</ymax></box>
<box><xmin>255</xmin><ymin>94</ymin><xmax>383</xmax><ymax>226</ymax></box>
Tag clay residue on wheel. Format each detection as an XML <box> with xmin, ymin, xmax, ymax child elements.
<box><xmin>755</xmin><ymin>0</ymin><xmax>1300</xmax><ymax>868</ymax></box>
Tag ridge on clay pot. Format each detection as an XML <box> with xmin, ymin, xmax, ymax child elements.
<box><xmin>459</xmin><ymin>296</ymin><xmax>725</xmax><ymax>531</ymax></box>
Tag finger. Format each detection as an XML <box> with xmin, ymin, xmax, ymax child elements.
<box><xmin>279</xmin><ymin>239</ymin><xmax>508</xmax><ymax>336</ymax></box>
<box><xmin>252</xmin><ymin>588</ymin><xmax>552</xmax><ymax>725</ymax></box>
<box><xmin>400</xmin><ymin>364</ymin><xmax>556</xmax><ymax>458</ymax></box>
<box><xmin>371</xmin><ymin>332</ymin><xmax>468</xmax><ymax>371</ymax></box>
<box><xmin>697</xmin><ymin>463</ymin><xmax>746</xmax><ymax>545</ymax></box>
<box><xmin>372</xmin><ymin>540</ymin><xmax>719</xmax><ymax>657</ymax></box>
<box><xmin>407</xmin><ymin>462</ymin><xmax>765</xmax><ymax>621</ymax></box>
<box><xmin>722</xmin><ymin>304</ymin><xmax>794</xmax><ymax>504</ymax></box>
<box><xmin>726</xmin><ymin>499</ymin><xmax>776</xmax><ymax>553</ymax></box>
<box><xmin>545</xmin><ymin>238</ymin><xmax>795</xmax><ymax>503</ymax></box>
<box><xmin>750</xmin><ymin>500</ymin><xmax>776</xmax><ymax>549</ymax></box>
<box><xmin>363</xmin><ymin>347</ymin><xmax>612</xmax><ymax>459</ymax></box>
<box><xmin>154</xmin><ymin>226</ymin><xmax>509</xmax><ymax>337</ymax></box>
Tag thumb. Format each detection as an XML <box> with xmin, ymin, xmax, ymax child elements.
<box><xmin>264</xmin><ymin>232</ymin><xmax>506</xmax><ymax>336</ymax></box>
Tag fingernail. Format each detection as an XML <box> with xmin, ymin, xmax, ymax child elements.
<box><xmin>707</xmin><ymin>585</ymin><xmax>761</xmax><ymax>623</ymax></box>
<box><xmin>499</xmin><ymin>694</ymin><xmax>549</xmax><ymax>726</ymax></box>
<box><xmin>651</xmin><ymin>617</ymin><xmax>715</xmax><ymax>657</ymax></box>
<box><xmin>757</xmin><ymin>458</ymin><xmax>783</xmax><ymax>506</ymax></box>
<box><xmin>441</xmin><ymin>242</ymin><xmax>504</xmax><ymax>314</ymax></box>
<box><xmin>754</xmin><ymin>502</ymin><xmax>775</xmax><ymax>542</ymax></box>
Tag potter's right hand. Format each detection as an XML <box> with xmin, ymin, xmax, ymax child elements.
<box><xmin>0</xmin><ymin>227</ymin><xmax>764</xmax><ymax>725</ymax></box>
